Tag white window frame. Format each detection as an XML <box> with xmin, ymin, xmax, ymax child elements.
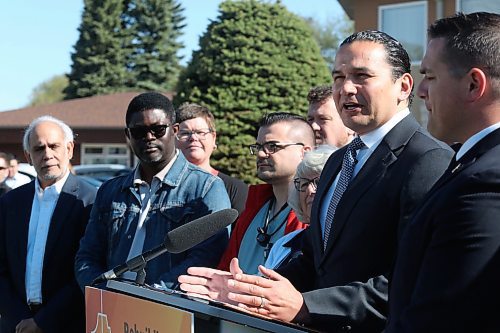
<box><xmin>378</xmin><ymin>1</ymin><xmax>428</xmax><ymax>65</ymax></box>
<box><xmin>456</xmin><ymin>0</ymin><xmax>500</xmax><ymax>13</ymax></box>
<box><xmin>80</xmin><ymin>143</ymin><xmax>131</xmax><ymax>167</ymax></box>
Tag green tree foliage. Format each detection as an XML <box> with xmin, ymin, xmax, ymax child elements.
<box><xmin>175</xmin><ymin>0</ymin><xmax>331</xmax><ymax>183</ymax></box>
<box><xmin>29</xmin><ymin>75</ymin><xmax>69</xmax><ymax>106</ymax></box>
<box><xmin>64</xmin><ymin>0</ymin><xmax>128</xmax><ymax>99</ymax></box>
<box><xmin>125</xmin><ymin>0</ymin><xmax>185</xmax><ymax>91</ymax></box>
<box><xmin>304</xmin><ymin>13</ymin><xmax>354</xmax><ymax>69</ymax></box>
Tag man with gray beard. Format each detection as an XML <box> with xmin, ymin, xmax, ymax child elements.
<box><xmin>0</xmin><ymin>116</ymin><xmax>97</xmax><ymax>333</ymax></box>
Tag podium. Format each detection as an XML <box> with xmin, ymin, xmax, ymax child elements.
<box><xmin>85</xmin><ymin>280</ymin><xmax>316</xmax><ymax>333</ymax></box>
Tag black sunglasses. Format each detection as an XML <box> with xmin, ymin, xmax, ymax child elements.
<box><xmin>127</xmin><ymin>124</ymin><xmax>170</xmax><ymax>140</ymax></box>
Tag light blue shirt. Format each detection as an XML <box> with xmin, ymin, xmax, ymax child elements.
<box><xmin>456</xmin><ymin>121</ymin><xmax>500</xmax><ymax>160</ymax></box>
<box><xmin>25</xmin><ymin>171</ymin><xmax>70</xmax><ymax>303</ymax></box>
<box><xmin>238</xmin><ymin>200</ymin><xmax>290</xmax><ymax>274</ymax></box>
<box><xmin>264</xmin><ymin>229</ymin><xmax>303</xmax><ymax>270</ymax></box>
<box><xmin>320</xmin><ymin>109</ymin><xmax>411</xmax><ymax>237</ymax></box>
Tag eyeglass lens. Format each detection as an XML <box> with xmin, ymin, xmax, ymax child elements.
<box><xmin>294</xmin><ymin>177</ymin><xmax>319</xmax><ymax>191</ymax></box>
<box><xmin>177</xmin><ymin>129</ymin><xmax>212</xmax><ymax>141</ymax></box>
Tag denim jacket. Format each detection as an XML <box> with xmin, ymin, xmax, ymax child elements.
<box><xmin>75</xmin><ymin>153</ymin><xmax>230</xmax><ymax>290</ymax></box>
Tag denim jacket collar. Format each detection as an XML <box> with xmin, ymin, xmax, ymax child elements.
<box><xmin>119</xmin><ymin>152</ymin><xmax>190</xmax><ymax>192</ymax></box>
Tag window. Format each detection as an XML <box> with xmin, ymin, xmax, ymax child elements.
<box><xmin>81</xmin><ymin>144</ymin><xmax>130</xmax><ymax>166</ymax></box>
<box><xmin>379</xmin><ymin>1</ymin><xmax>427</xmax><ymax>63</ymax></box>
<box><xmin>456</xmin><ymin>0</ymin><xmax>500</xmax><ymax>13</ymax></box>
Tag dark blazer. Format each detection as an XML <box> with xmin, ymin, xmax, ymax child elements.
<box><xmin>0</xmin><ymin>174</ymin><xmax>96</xmax><ymax>333</ymax></box>
<box><xmin>278</xmin><ymin>114</ymin><xmax>454</xmax><ymax>332</ymax></box>
<box><xmin>386</xmin><ymin>128</ymin><xmax>500</xmax><ymax>333</ymax></box>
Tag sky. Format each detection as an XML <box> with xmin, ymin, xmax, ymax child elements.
<box><xmin>0</xmin><ymin>1</ymin><xmax>345</xmax><ymax>112</ymax></box>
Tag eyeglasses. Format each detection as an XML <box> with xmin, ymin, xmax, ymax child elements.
<box><xmin>0</xmin><ymin>166</ymin><xmax>8</xmax><ymax>170</ymax></box>
<box><xmin>294</xmin><ymin>177</ymin><xmax>319</xmax><ymax>192</ymax></box>
<box><xmin>176</xmin><ymin>129</ymin><xmax>213</xmax><ymax>142</ymax></box>
<box><xmin>249</xmin><ymin>142</ymin><xmax>304</xmax><ymax>155</ymax></box>
<box><xmin>127</xmin><ymin>124</ymin><xmax>170</xmax><ymax>140</ymax></box>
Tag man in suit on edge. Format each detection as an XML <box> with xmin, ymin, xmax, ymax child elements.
<box><xmin>177</xmin><ymin>31</ymin><xmax>453</xmax><ymax>332</ymax></box>
<box><xmin>386</xmin><ymin>12</ymin><xmax>500</xmax><ymax>333</ymax></box>
<box><xmin>0</xmin><ymin>116</ymin><xmax>97</xmax><ymax>333</ymax></box>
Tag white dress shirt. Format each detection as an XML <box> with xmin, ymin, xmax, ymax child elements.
<box><xmin>25</xmin><ymin>171</ymin><xmax>70</xmax><ymax>304</ymax></box>
<box><xmin>456</xmin><ymin>121</ymin><xmax>500</xmax><ymax>160</ymax></box>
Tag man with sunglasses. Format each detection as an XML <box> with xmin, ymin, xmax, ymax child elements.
<box><xmin>216</xmin><ymin>112</ymin><xmax>315</xmax><ymax>274</ymax></box>
<box><xmin>75</xmin><ymin>92</ymin><xmax>231</xmax><ymax>290</ymax></box>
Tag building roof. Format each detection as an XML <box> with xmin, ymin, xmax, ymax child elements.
<box><xmin>0</xmin><ymin>91</ymin><xmax>173</xmax><ymax>129</ymax></box>
<box><xmin>338</xmin><ymin>0</ymin><xmax>353</xmax><ymax>19</ymax></box>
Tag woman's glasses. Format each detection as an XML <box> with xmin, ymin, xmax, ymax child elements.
<box><xmin>293</xmin><ymin>177</ymin><xmax>319</xmax><ymax>192</ymax></box>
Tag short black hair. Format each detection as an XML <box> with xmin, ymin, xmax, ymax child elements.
<box><xmin>126</xmin><ymin>92</ymin><xmax>175</xmax><ymax>126</ymax></box>
<box><xmin>428</xmin><ymin>12</ymin><xmax>500</xmax><ymax>80</ymax></box>
<box><xmin>307</xmin><ymin>85</ymin><xmax>333</xmax><ymax>105</ymax></box>
<box><xmin>341</xmin><ymin>30</ymin><xmax>412</xmax><ymax>80</ymax></box>
<box><xmin>258</xmin><ymin>112</ymin><xmax>307</xmax><ymax>127</ymax></box>
<box><xmin>340</xmin><ymin>30</ymin><xmax>413</xmax><ymax>104</ymax></box>
<box><xmin>258</xmin><ymin>112</ymin><xmax>315</xmax><ymax>146</ymax></box>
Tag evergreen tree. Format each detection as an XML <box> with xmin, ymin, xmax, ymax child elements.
<box><xmin>125</xmin><ymin>0</ymin><xmax>185</xmax><ymax>91</ymax></box>
<box><xmin>175</xmin><ymin>0</ymin><xmax>331</xmax><ymax>183</ymax></box>
<box><xmin>29</xmin><ymin>75</ymin><xmax>68</xmax><ymax>106</ymax></box>
<box><xmin>64</xmin><ymin>0</ymin><xmax>129</xmax><ymax>99</ymax></box>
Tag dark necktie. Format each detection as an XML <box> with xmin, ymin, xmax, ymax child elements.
<box><xmin>323</xmin><ymin>137</ymin><xmax>366</xmax><ymax>250</ymax></box>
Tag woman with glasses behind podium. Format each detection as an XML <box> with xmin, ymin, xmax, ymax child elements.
<box><xmin>175</xmin><ymin>103</ymin><xmax>248</xmax><ymax>215</ymax></box>
<box><xmin>264</xmin><ymin>145</ymin><xmax>335</xmax><ymax>269</ymax></box>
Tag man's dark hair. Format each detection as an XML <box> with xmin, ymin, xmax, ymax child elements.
<box><xmin>176</xmin><ymin>103</ymin><xmax>216</xmax><ymax>131</ymax></box>
<box><xmin>259</xmin><ymin>112</ymin><xmax>315</xmax><ymax>145</ymax></box>
<box><xmin>126</xmin><ymin>92</ymin><xmax>175</xmax><ymax>126</ymax></box>
<box><xmin>307</xmin><ymin>85</ymin><xmax>333</xmax><ymax>105</ymax></box>
<box><xmin>428</xmin><ymin>12</ymin><xmax>500</xmax><ymax>80</ymax></box>
<box><xmin>340</xmin><ymin>30</ymin><xmax>413</xmax><ymax>104</ymax></box>
<box><xmin>341</xmin><ymin>30</ymin><xmax>412</xmax><ymax>80</ymax></box>
<box><xmin>259</xmin><ymin>112</ymin><xmax>307</xmax><ymax>127</ymax></box>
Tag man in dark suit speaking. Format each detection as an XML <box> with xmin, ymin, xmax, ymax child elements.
<box><xmin>386</xmin><ymin>12</ymin><xmax>500</xmax><ymax>333</ymax></box>
<box><xmin>0</xmin><ymin>116</ymin><xmax>97</xmax><ymax>333</ymax></box>
<box><xmin>178</xmin><ymin>31</ymin><xmax>453</xmax><ymax>332</ymax></box>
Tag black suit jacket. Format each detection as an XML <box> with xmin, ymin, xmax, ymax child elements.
<box><xmin>278</xmin><ymin>114</ymin><xmax>454</xmax><ymax>332</ymax></box>
<box><xmin>0</xmin><ymin>174</ymin><xmax>96</xmax><ymax>333</ymax></box>
<box><xmin>386</xmin><ymin>128</ymin><xmax>500</xmax><ymax>333</ymax></box>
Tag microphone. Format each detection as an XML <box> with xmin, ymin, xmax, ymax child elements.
<box><xmin>92</xmin><ymin>208</ymin><xmax>238</xmax><ymax>285</ymax></box>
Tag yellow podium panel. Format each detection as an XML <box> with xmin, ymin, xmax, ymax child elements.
<box><xmin>86</xmin><ymin>286</ymin><xmax>193</xmax><ymax>333</ymax></box>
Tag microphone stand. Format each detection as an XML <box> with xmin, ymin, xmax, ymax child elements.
<box><xmin>126</xmin><ymin>255</ymin><xmax>148</xmax><ymax>285</ymax></box>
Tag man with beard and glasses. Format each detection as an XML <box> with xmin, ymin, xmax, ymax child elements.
<box><xmin>75</xmin><ymin>92</ymin><xmax>230</xmax><ymax>291</ymax></box>
<box><xmin>216</xmin><ymin>112</ymin><xmax>315</xmax><ymax>275</ymax></box>
<box><xmin>0</xmin><ymin>116</ymin><xmax>97</xmax><ymax>333</ymax></box>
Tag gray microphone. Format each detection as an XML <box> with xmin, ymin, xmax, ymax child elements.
<box><xmin>92</xmin><ymin>208</ymin><xmax>238</xmax><ymax>285</ymax></box>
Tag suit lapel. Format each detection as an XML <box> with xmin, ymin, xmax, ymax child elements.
<box><xmin>16</xmin><ymin>184</ymin><xmax>35</xmax><ymax>274</ymax></box>
<box><xmin>321</xmin><ymin>115</ymin><xmax>420</xmax><ymax>258</ymax></box>
<box><xmin>311</xmin><ymin>149</ymin><xmax>344</xmax><ymax>258</ymax></box>
<box><xmin>44</xmin><ymin>174</ymin><xmax>79</xmax><ymax>261</ymax></box>
<box><xmin>427</xmin><ymin>127</ymin><xmax>500</xmax><ymax>194</ymax></box>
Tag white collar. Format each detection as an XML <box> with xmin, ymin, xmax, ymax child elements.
<box><xmin>456</xmin><ymin>121</ymin><xmax>500</xmax><ymax>160</ymax></box>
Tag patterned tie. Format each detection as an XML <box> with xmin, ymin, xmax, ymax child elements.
<box><xmin>323</xmin><ymin>136</ymin><xmax>366</xmax><ymax>250</ymax></box>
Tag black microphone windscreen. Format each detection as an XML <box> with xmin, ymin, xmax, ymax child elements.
<box><xmin>164</xmin><ymin>208</ymin><xmax>238</xmax><ymax>253</ymax></box>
